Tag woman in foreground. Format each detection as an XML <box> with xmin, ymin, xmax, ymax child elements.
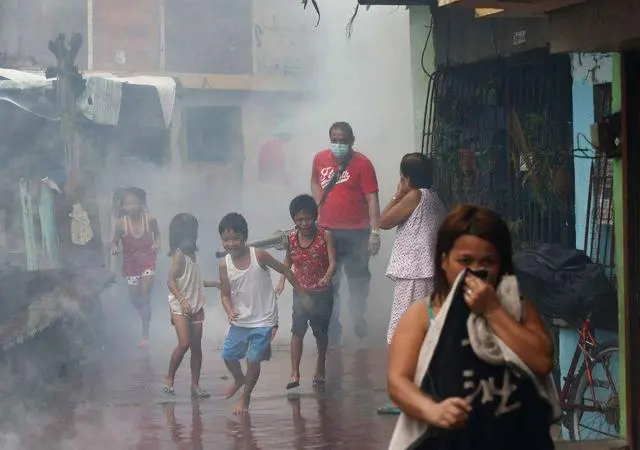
<box><xmin>387</xmin><ymin>204</ymin><xmax>557</xmax><ymax>449</ymax></box>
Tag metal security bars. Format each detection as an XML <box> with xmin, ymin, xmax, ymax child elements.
<box><xmin>422</xmin><ymin>50</ymin><xmax>575</xmax><ymax>250</ymax></box>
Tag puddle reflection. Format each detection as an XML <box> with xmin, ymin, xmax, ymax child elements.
<box><xmin>2</xmin><ymin>347</ymin><xmax>395</xmax><ymax>450</ymax></box>
<box><xmin>162</xmin><ymin>401</ymin><xmax>203</xmax><ymax>450</ymax></box>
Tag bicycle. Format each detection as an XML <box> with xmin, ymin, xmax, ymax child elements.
<box><xmin>544</xmin><ymin>314</ymin><xmax>620</xmax><ymax>441</ymax></box>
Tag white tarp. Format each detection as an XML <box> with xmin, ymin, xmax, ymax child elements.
<box><xmin>0</xmin><ymin>68</ymin><xmax>52</xmax><ymax>90</ymax></box>
<box><xmin>0</xmin><ymin>68</ymin><xmax>177</xmax><ymax>128</ymax></box>
<box><xmin>78</xmin><ymin>73</ymin><xmax>176</xmax><ymax>128</ymax></box>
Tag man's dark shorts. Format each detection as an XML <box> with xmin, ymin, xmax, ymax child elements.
<box><xmin>292</xmin><ymin>288</ymin><xmax>334</xmax><ymax>338</ymax></box>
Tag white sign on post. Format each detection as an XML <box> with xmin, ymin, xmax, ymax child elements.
<box><xmin>513</xmin><ymin>30</ymin><xmax>527</xmax><ymax>46</ymax></box>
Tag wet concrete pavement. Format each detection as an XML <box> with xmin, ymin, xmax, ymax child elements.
<box><xmin>1</xmin><ymin>274</ymin><xmax>612</xmax><ymax>449</ymax></box>
<box><xmin>9</xmin><ymin>345</ymin><xmax>396</xmax><ymax>449</ymax></box>
<box><xmin>1</xmin><ymin>278</ymin><xmax>399</xmax><ymax>450</ymax></box>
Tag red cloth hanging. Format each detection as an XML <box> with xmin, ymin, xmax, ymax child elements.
<box><xmin>258</xmin><ymin>137</ymin><xmax>290</xmax><ymax>185</ymax></box>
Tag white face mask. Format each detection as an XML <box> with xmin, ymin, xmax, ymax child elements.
<box><xmin>330</xmin><ymin>143</ymin><xmax>350</xmax><ymax>158</ymax></box>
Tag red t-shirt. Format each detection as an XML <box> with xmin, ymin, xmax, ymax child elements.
<box><xmin>311</xmin><ymin>149</ymin><xmax>378</xmax><ymax>229</ymax></box>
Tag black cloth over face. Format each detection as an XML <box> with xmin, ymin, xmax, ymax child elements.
<box><xmin>408</xmin><ymin>270</ymin><xmax>554</xmax><ymax>450</ymax></box>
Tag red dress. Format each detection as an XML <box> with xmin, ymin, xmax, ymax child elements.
<box><xmin>288</xmin><ymin>226</ymin><xmax>329</xmax><ymax>292</ymax></box>
<box><xmin>121</xmin><ymin>213</ymin><xmax>157</xmax><ymax>279</ymax></box>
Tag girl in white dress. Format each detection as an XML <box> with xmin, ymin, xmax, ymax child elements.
<box><xmin>162</xmin><ymin>213</ymin><xmax>219</xmax><ymax>398</ymax></box>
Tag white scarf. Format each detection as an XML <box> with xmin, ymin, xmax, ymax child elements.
<box><xmin>388</xmin><ymin>271</ymin><xmax>561</xmax><ymax>450</ymax></box>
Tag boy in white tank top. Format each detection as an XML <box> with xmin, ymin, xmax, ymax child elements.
<box><xmin>218</xmin><ymin>213</ymin><xmax>312</xmax><ymax>415</ymax></box>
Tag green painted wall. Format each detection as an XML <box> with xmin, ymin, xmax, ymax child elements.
<box><xmin>408</xmin><ymin>6</ymin><xmax>435</xmax><ymax>153</ymax></box>
<box><xmin>611</xmin><ymin>52</ymin><xmax>626</xmax><ymax>438</ymax></box>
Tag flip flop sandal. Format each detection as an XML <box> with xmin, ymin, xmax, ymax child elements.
<box><xmin>286</xmin><ymin>379</ymin><xmax>300</xmax><ymax>390</ymax></box>
<box><xmin>377</xmin><ymin>403</ymin><xmax>401</xmax><ymax>415</ymax></box>
<box><xmin>191</xmin><ymin>386</ymin><xmax>211</xmax><ymax>399</ymax></box>
<box><xmin>162</xmin><ymin>385</ymin><xmax>175</xmax><ymax>395</ymax></box>
<box><xmin>312</xmin><ymin>376</ymin><xmax>326</xmax><ymax>386</ymax></box>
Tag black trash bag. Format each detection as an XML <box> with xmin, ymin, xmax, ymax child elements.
<box><xmin>408</xmin><ymin>269</ymin><xmax>553</xmax><ymax>450</ymax></box>
<box><xmin>513</xmin><ymin>244</ymin><xmax>617</xmax><ymax>332</ymax></box>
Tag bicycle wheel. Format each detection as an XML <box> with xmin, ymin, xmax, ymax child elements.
<box><xmin>568</xmin><ymin>340</ymin><xmax>620</xmax><ymax>440</ymax></box>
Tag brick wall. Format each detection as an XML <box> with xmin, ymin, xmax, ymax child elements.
<box><xmin>0</xmin><ymin>0</ymin><xmax>87</xmax><ymax>69</ymax></box>
<box><xmin>0</xmin><ymin>0</ymin><xmax>311</xmax><ymax>76</ymax></box>
<box><xmin>93</xmin><ymin>0</ymin><xmax>160</xmax><ymax>72</ymax></box>
<box><xmin>165</xmin><ymin>0</ymin><xmax>253</xmax><ymax>74</ymax></box>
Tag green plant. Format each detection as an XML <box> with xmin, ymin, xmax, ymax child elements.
<box><xmin>507</xmin><ymin>111</ymin><xmax>569</xmax><ymax>211</ymax></box>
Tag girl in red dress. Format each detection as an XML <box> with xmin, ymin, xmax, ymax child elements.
<box><xmin>111</xmin><ymin>187</ymin><xmax>160</xmax><ymax>347</ymax></box>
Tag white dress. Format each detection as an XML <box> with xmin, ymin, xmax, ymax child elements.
<box><xmin>168</xmin><ymin>253</ymin><xmax>205</xmax><ymax>317</ymax></box>
<box><xmin>385</xmin><ymin>188</ymin><xmax>446</xmax><ymax>344</ymax></box>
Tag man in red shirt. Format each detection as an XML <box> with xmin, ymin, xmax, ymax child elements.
<box><xmin>310</xmin><ymin>122</ymin><xmax>381</xmax><ymax>346</ymax></box>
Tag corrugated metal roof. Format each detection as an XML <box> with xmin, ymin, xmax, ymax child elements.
<box><xmin>0</xmin><ymin>69</ymin><xmax>176</xmax><ymax>126</ymax></box>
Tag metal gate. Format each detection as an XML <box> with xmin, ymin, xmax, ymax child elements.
<box><xmin>422</xmin><ymin>51</ymin><xmax>575</xmax><ymax>249</ymax></box>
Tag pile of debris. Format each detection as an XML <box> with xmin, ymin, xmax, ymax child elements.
<box><xmin>0</xmin><ymin>266</ymin><xmax>114</xmax><ymax>394</ymax></box>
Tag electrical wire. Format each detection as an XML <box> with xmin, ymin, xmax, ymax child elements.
<box><xmin>346</xmin><ymin>3</ymin><xmax>359</xmax><ymax>38</ymax></box>
<box><xmin>573</xmin><ymin>133</ymin><xmax>599</xmax><ymax>159</ymax></box>
<box><xmin>576</xmin><ymin>132</ymin><xmax>596</xmax><ymax>149</ymax></box>
<box><xmin>421</xmin><ymin>13</ymin><xmax>434</xmax><ymax>79</ymax></box>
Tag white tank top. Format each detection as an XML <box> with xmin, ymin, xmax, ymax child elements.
<box><xmin>225</xmin><ymin>247</ymin><xmax>278</xmax><ymax>328</ymax></box>
<box><xmin>168</xmin><ymin>253</ymin><xmax>205</xmax><ymax>313</ymax></box>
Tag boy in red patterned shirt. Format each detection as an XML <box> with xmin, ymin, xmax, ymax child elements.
<box><xmin>276</xmin><ymin>194</ymin><xmax>336</xmax><ymax>390</ymax></box>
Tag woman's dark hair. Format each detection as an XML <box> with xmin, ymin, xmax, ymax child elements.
<box><xmin>433</xmin><ymin>204</ymin><xmax>514</xmax><ymax>300</ymax></box>
<box><xmin>168</xmin><ymin>213</ymin><xmax>199</xmax><ymax>257</ymax></box>
<box><xmin>400</xmin><ymin>153</ymin><xmax>434</xmax><ymax>189</ymax></box>
<box><xmin>329</xmin><ymin>121</ymin><xmax>354</xmax><ymax>140</ymax></box>
<box><xmin>289</xmin><ymin>194</ymin><xmax>318</xmax><ymax>221</ymax></box>
<box><xmin>112</xmin><ymin>186</ymin><xmax>148</xmax><ymax>218</ymax></box>
<box><xmin>218</xmin><ymin>212</ymin><xmax>249</xmax><ymax>240</ymax></box>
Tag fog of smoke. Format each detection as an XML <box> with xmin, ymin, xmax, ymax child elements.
<box><xmin>0</xmin><ymin>0</ymin><xmax>414</xmax><ymax>446</ymax></box>
<box><xmin>239</xmin><ymin>2</ymin><xmax>414</xmax><ymax>347</ymax></box>
<box><xmin>108</xmin><ymin>1</ymin><xmax>415</xmax><ymax>347</ymax></box>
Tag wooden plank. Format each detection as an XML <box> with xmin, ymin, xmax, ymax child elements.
<box><xmin>38</xmin><ymin>184</ymin><xmax>60</xmax><ymax>268</ymax></box>
<box><xmin>19</xmin><ymin>179</ymin><xmax>38</xmax><ymax>271</ymax></box>
<box><xmin>172</xmin><ymin>73</ymin><xmax>310</xmax><ymax>92</ymax></box>
<box><xmin>554</xmin><ymin>440</ymin><xmax>628</xmax><ymax>450</ymax></box>
<box><xmin>548</xmin><ymin>0</ymin><xmax>640</xmax><ymax>53</ymax></box>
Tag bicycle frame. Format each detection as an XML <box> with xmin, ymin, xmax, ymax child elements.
<box><xmin>556</xmin><ymin>318</ymin><xmax>604</xmax><ymax>413</ymax></box>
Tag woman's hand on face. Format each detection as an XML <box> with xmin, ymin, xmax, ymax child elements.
<box><xmin>394</xmin><ymin>178</ymin><xmax>410</xmax><ymax>199</ymax></box>
<box><xmin>464</xmin><ymin>274</ymin><xmax>501</xmax><ymax>316</ymax></box>
<box><xmin>427</xmin><ymin>397</ymin><xmax>471</xmax><ymax>429</ymax></box>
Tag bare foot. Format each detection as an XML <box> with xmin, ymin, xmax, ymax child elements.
<box><xmin>233</xmin><ymin>394</ymin><xmax>249</xmax><ymax>415</ymax></box>
<box><xmin>225</xmin><ymin>378</ymin><xmax>245</xmax><ymax>399</ymax></box>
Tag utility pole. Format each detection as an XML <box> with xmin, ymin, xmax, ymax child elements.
<box><xmin>48</xmin><ymin>33</ymin><xmax>84</xmax><ymax>171</ymax></box>
<box><xmin>46</xmin><ymin>33</ymin><xmax>104</xmax><ymax>268</ymax></box>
